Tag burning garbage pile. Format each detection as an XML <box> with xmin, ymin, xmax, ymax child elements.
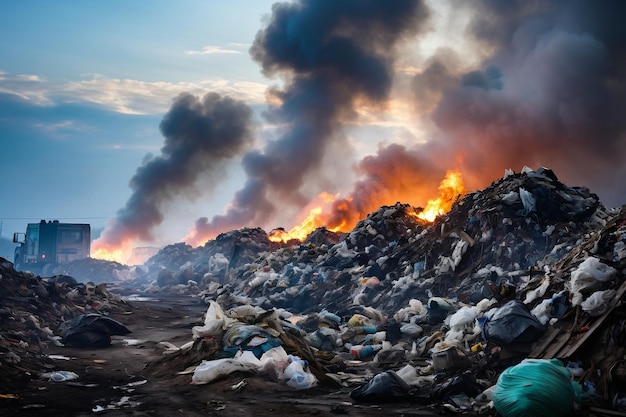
<box><xmin>127</xmin><ymin>166</ymin><xmax>626</xmax><ymax>414</ymax></box>
<box><xmin>138</xmin><ymin>166</ymin><xmax>611</xmax><ymax>315</ymax></box>
<box><xmin>5</xmin><ymin>166</ymin><xmax>626</xmax><ymax>415</ymax></box>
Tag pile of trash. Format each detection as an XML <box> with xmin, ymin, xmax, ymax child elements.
<box><xmin>8</xmin><ymin>166</ymin><xmax>626</xmax><ymax>415</ymax></box>
<box><xmin>49</xmin><ymin>257</ymin><xmax>134</xmax><ymax>285</ymax></box>
<box><xmin>136</xmin><ymin>166</ymin><xmax>611</xmax><ymax>316</ymax></box>
<box><xmin>121</xmin><ymin>166</ymin><xmax>626</xmax><ymax>415</ymax></box>
<box><xmin>0</xmin><ymin>258</ymin><xmax>130</xmax><ymax>388</ymax></box>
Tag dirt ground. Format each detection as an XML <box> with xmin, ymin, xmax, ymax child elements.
<box><xmin>1</xmin><ymin>294</ymin><xmax>451</xmax><ymax>417</ymax></box>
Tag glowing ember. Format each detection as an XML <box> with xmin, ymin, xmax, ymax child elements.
<box><xmin>417</xmin><ymin>169</ymin><xmax>465</xmax><ymax>222</ymax></box>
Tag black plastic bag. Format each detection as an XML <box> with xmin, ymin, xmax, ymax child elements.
<box><xmin>482</xmin><ymin>300</ymin><xmax>546</xmax><ymax>345</ymax></box>
<box><xmin>60</xmin><ymin>314</ymin><xmax>131</xmax><ymax>348</ymax></box>
<box><xmin>431</xmin><ymin>372</ymin><xmax>483</xmax><ymax>401</ymax></box>
<box><xmin>350</xmin><ymin>370</ymin><xmax>415</xmax><ymax>403</ymax></box>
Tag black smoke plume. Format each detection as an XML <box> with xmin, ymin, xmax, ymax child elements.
<box><xmin>94</xmin><ymin>92</ymin><xmax>253</xmax><ymax>254</ymax></box>
<box><xmin>186</xmin><ymin>0</ymin><xmax>431</xmax><ymax>244</ymax></box>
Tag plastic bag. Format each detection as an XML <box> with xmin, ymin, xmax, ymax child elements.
<box><xmin>581</xmin><ymin>289</ymin><xmax>616</xmax><ymax>317</ymax></box>
<box><xmin>482</xmin><ymin>300</ymin><xmax>546</xmax><ymax>345</ymax></box>
<box><xmin>519</xmin><ymin>188</ymin><xmax>536</xmax><ymax>214</ymax></box>
<box><xmin>257</xmin><ymin>346</ymin><xmax>289</xmax><ymax>381</ymax></box>
<box><xmin>448</xmin><ymin>306</ymin><xmax>478</xmax><ymax>330</ymax></box>
<box><xmin>192</xmin><ymin>300</ymin><xmax>234</xmax><ymax>339</ymax></box>
<box><xmin>570</xmin><ymin>257</ymin><xmax>617</xmax><ymax>305</ymax></box>
<box><xmin>399</xmin><ymin>322</ymin><xmax>423</xmax><ymax>337</ymax></box>
<box><xmin>60</xmin><ymin>314</ymin><xmax>131</xmax><ymax>348</ymax></box>
<box><xmin>493</xmin><ymin>359</ymin><xmax>579</xmax><ymax>417</ymax></box>
<box><xmin>431</xmin><ymin>372</ymin><xmax>483</xmax><ymax>401</ymax></box>
<box><xmin>283</xmin><ymin>356</ymin><xmax>317</xmax><ymax>390</ymax></box>
<box><xmin>350</xmin><ymin>370</ymin><xmax>414</xmax><ymax>402</ymax></box>
<box><xmin>191</xmin><ymin>357</ymin><xmax>258</xmax><ymax>385</ymax></box>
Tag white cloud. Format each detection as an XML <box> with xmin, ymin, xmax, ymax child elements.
<box><xmin>184</xmin><ymin>45</ymin><xmax>242</xmax><ymax>55</ymax></box>
<box><xmin>0</xmin><ymin>71</ymin><xmax>269</xmax><ymax>115</ymax></box>
<box><xmin>0</xmin><ymin>70</ymin><xmax>54</xmax><ymax>105</ymax></box>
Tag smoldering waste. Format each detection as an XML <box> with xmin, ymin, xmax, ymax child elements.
<box><xmin>4</xmin><ymin>166</ymin><xmax>626</xmax><ymax>415</ymax></box>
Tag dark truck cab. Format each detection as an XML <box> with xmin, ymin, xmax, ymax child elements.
<box><xmin>13</xmin><ymin>220</ymin><xmax>90</xmax><ymax>274</ymax></box>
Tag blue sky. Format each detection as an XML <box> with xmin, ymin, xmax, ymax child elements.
<box><xmin>0</xmin><ymin>1</ymin><xmax>275</xmax><ymax>243</ymax></box>
<box><xmin>2</xmin><ymin>1</ymin><xmax>625</xmax><ymax>263</ymax></box>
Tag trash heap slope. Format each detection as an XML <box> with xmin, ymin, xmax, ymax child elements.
<box><xmin>135</xmin><ymin>168</ymin><xmax>626</xmax><ymax>414</ymax></box>
<box><xmin>177</xmin><ymin>167</ymin><xmax>610</xmax><ymax>318</ymax></box>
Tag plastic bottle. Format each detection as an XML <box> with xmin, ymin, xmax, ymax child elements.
<box><xmin>350</xmin><ymin>344</ymin><xmax>382</xmax><ymax>360</ymax></box>
<box><xmin>353</xmin><ymin>325</ymin><xmax>377</xmax><ymax>335</ymax></box>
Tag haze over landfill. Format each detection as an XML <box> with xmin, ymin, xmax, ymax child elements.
<box><xmin>2</xmin><ymin>0</ymin><xmax>625</xmax><ymax>263</ymax></box>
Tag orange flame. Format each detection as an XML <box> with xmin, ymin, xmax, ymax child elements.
<box><xmin>416</xmin><ymin>169</ymin><xmax>465</xmax><ymax>222</ymax></box>
<box><xmin>91</xmin><ymin>243</ymin><xmax>132</xmax><ymax>264</ymax></box>
<box><xmin>269</xmin><ymin>192</ymin><xmax>344</xmax><ymax>243</ymax></box>
<box><xmin>270</xmin><ymin>170</ymin><xmax>466</xmax><ymax>244</ymax></box>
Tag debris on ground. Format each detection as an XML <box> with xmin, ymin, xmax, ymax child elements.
<box><xmin>0</xmin><ymin>258</ymin><xmax>130</xmax><ymax>389</ymax></box>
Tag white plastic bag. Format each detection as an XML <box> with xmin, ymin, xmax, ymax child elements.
<box><xmin>570</xmin><ymin>257</ymin><xmax>617</xmax><ymax>305</ymax></box>
<box><xmin>192</xmin><ymin>358</ymin><xmax>255</xmax><ymax>385</ymax></box>
<box><xmin>448</xmin><ymin>306</ymin><xmax>478</xmax><ymax>330</ymax></box>
<box><xmin>283</xmin><ymin>356</ymin><xmax>317</xmax><ymax>390</ymax></box>
<box><xmin>581</xmin><ymin>289</ymin><xmax>616</xmax><ymax>317</ymax></box>
<box><xmin>257</xmin><ymin>346</ymin><xmax>289</xmax><ymax>381</ymax></box>
<box><xmin>192</xmin><ymin>300</ymin><xmax>234</xmax><ymax>339</ymax></box>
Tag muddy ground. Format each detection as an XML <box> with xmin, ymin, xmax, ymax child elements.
<box><xmin>1</xmin><ymin>294</ymin><xmax>450</xmax><ymax>417</ymax></box>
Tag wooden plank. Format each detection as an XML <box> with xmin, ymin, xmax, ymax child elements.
<box><xmin>528</xmin><ymin>326</ymin><xmax>561</xmax><ymax>358</ymax></box>
<box><xmin>542</xmin><ymin>327</ymin><xmax>574</xmax><ymax>359</ymax></box>
<box><xmin>588</xmin><ymin>407</ymin><xmax>626</xmax><ymax>417</ymax></box>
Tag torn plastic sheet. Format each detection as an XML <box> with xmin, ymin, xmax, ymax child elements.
<box><xmin>570</xmin><ymin>257</ymin><xmax>617</xmax><ymax>305</ymax></box>
<box><xmin>581</xmin><ymin>289</ymin><xmax>616</xmax><ymax>317</ymax></box>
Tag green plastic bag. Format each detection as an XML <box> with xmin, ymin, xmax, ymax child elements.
<box><xmin>493</xmin><ymin>359</ymin><xmax>578</xmax><ymax>417</ymax></box>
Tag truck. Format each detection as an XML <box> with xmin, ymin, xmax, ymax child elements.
<box><xmin>13</xmin><ymin>220</ymin><xmax>91</xmax><ymax>274</ymax></box>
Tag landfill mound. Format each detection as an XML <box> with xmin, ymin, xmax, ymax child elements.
<box><xmin>8</xmin><ymin>166</ymin><xmax>626</xmax><ymax>415</ymax></box>
<box><xmin>135</xmin><ymin>167</ymin><xmax>610</xmax><ymax>316</ymax></box>
<box><xmin>0</xmin><ymin>258</ymin><xmax>130</xmax><ymax>389</ymax></box>
<box><xmin>141</xmin><ymin>168</ymin><xmax>626</xmax><ymax>412</ymax></box>
<box><xmin>51</xmin><ymin>257</ymin><xmax>132</xmax><ymax>284</ymax></box>
<box><xmin>59</xmin><ymin>166</ymin><xmax>612</xmax><ymax>318</ymax></box>
<box><xmin>131</xmin><ymin>166</ymin><xmax>626</xmax><ymax>414</ymax></box>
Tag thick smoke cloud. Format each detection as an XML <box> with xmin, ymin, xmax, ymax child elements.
<box><xmin>426</xmin><ymin>0</ymin><xmax>626</xmax><ymax>206</ymax></box>
<box><xmin>301</xmin><ymin>0</ymin><xmax>626</xmax><ymax>234</ymax></box>
<box><xmin>186</xmin><ymin>0</ymin><xmax>431</xmax><ymax>244</ymax></box>
<box><xmin>99</xmin><ymin>0</ymin><xmax>626</xmax><ymax>257</ymax></box>
<box><xmin>318</xmin><ymin>143</ymin><xmax>444</xmax><ymax>230</ymax></box>
<box><xmin>94</xmin><ymin>92</ymin><xmax>253</xmax><ymax>252</ymax></box>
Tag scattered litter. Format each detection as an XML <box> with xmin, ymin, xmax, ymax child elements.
<box><xmin>47</xmin><ymin>355</ymin><xmax>73</xmax><ymax>361</ymax></box>
<box><xmin>40</xmin><ymin>371</ymin><xmax>79</xmax><ymax>382</ymax></box>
